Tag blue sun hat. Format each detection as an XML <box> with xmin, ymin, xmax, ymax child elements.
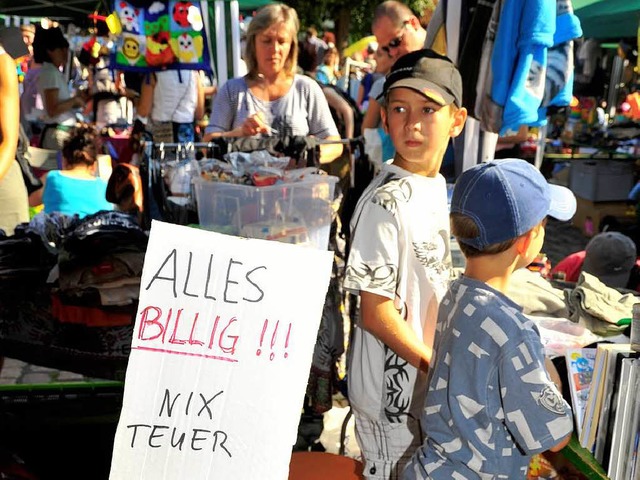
<box><xmin>451</xmin><ymin>159</ymin><xmax>576</xmax><ymax>250</ymax></box>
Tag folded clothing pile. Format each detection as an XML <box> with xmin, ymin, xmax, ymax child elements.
<box><xmin>50</xmin><ymin>210</ymin><xmax>148</xmax><ymax>327</ymax></box>
<box><xmin>565</xmin><ymin>272</ymin><xmax>637</xmax><ymax>336</ymax></box>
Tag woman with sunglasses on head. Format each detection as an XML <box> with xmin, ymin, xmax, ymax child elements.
<box><xmin>29</xmin><ymin>125</ymin><xmax>113</xmax><ymax>218</ymax></box>
<box><xmin>202</xmin><ymin>3</ymin><xmax>342</xmax><ymax>164</ymax></box>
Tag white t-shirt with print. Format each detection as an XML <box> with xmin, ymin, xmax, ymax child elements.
<box><xmin>344</xmin><ymin>162</ymin><xmax>451</xmax><ymax>423</ymax></box>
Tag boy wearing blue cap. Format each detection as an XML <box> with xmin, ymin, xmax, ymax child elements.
<box><xmin>404</xmin><ymin>159</ymin><xmax>576</xmax><ymax>479</ymax></box>
<box><xmin>344</xmin><ymin>49</ymin><xmax>467</xmax><ymax>479</ymax></box>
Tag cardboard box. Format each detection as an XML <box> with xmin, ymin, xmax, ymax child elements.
<box><xmin>572</xmin><ymin>196</ymin><xmax>635</xmax><ymax>236</ymax></box>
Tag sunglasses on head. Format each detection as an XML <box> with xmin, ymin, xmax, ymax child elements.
<box><xmin>380</xmin><ymin>20</ymin><xmax>410</xmax><ymax>56</ymax></box>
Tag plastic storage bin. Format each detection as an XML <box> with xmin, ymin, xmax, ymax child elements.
<box><xmin>193</xmin><ymin>175</ymin><xmax>338</xmax><ymax>250</ymax></box>
<box><xmin>568</xmin><ymin>159</ymin><xmax>634</xmax><ymax>202</ymax></box>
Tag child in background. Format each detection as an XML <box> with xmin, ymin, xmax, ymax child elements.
<box><xmin>344</xmin><ymin>49</ymin><xmax>467</xmax><ymax>479</ymax></box>
<box><xmin>315</xmin><ymin>45</ymin><xmax>340</xmax><ymax>86</ymax></box>
<box><xmin>404</xmin><ymin>159</ymin><xmax>575</xmax><ymax>479</ymax></box>
<box><xmin>30</xmin><ymin>125</ymin><xmax>113</xmax><ymax>218</ymax></box>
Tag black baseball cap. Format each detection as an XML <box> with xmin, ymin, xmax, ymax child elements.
<box><xmin>378</xmin><ymin>49</ymin><xmax>463</xmax><ymax>107</ymax></box>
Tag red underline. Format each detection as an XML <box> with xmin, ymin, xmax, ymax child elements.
<box><xmin>132</xmin><ymin>346</ymin><xmax>238</xmax><ymax>363</ymax></box>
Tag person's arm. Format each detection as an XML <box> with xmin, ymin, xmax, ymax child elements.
<box><xmin>356</xmin><ymin>83</ymin><xmax>365</xmax><ymax>109</ymax></box>
<box><xmin>548</xmin><ymin>431</ymin><xmax>572</xmax><ymax>452</ymax></box>
<box><xmin>43</xmin><ymin>88</ymin><xmax>85</xmax><ymax>119</ymax></box>
<box><xmin>360</xmin><ymin>291</ymin><xmax>431</xmax><ymax>373</ymax></box>
<box><xmin>322</xmin><ymin>86</ymin><xmax>354</xmax><ymax>138</ymax></box>
<box><xmin>203</xmin><ymin>112</ymin><xmax>268</xmax><ymax>140</ymax></box>
<box><xmin>318</xmin><ymin>135</ymin><xmax>343</xmax><ymax>164</ymax></box>
<box><xmin>628</xmin><ymin>181</ymin><xmax>640</xmax><ymax>202</ymax></box>
<box><xmin>28</xmin><ymin>171</ymin><xmax>48</xmax><ymax>207</ymax></box>
<box><xmin>545</xmin><ymin>356</ymin><xmax>563</xmax><ymax>392</ymax></box>
<box><xmin>361</xmin><ymin>97</ymin><xmax>382</xmax><ymax>130</ymax></box>
<box><xmin>204</xmin><ymin>84</ymin><xmax>217</xmax><ymax>98</ymax></box>
<box><xmin>362</xmin><ymin>77</ymin><xmax>385</xmax><ymax>130</ymax></box>
<box><xmin>201</xmin><ymin>79</ymin><xmax>252</xmax><ymax>141</ymax></box>
<box><xmin>544</xmin><ymin>356</ymin><xmax>572</xmax><ymax>451</ymax></box>
<box><xmin>135</xmin><ymin>74</ymin><xmax>155</xmax><ymax>120</ymax></box>
<box><xmin>0</xmin><ymin>54</ymin><xmax>19</xmax><ymax>181</ymax></box>
<box><xmin>194</xmin><ymin>71</ymin><xmax>205</xmax><ymax>122</ymax></box>
<box><xmin>500</xmin><ymin>342</ymin><xmax>574</xmax><ymax>455</ymax></box>
<box><xmin>305</xmin><ymin>78</ymin><xmax>343</xmax><ymax>163</ymax></box>
<box><xmin>497</xmin><ymin>125</ymin><xmax>529</xmax><ymax>146</ymax></box>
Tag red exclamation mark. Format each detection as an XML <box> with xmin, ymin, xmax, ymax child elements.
<box><xmin>284</xmin><ymin>323</ymin><xmax>292</xmax><ymax>359</ymax></box>
<box><xmin>269</xmin><ymin>320</ymin><xmax>280</xmax><ymax>361</ymax></box>
<box><xmin>256</xmin><ymin>319</ymin><xmax>268</xmax><ymax>356</ymax></box>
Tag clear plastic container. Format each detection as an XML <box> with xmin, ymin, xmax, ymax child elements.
<box><xmin>193</xmin><ymin>175</ymin><xmax>338</xmax><ymax>250</ymax></box>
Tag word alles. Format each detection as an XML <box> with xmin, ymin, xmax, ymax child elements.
<box><xmin>145</xmin><ymin>249</ymin><xmax>267</xmax><ymax>304</ymax></box>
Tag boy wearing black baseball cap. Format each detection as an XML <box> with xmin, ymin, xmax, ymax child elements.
<box><xmin>343</xmin><ymin>49</ymin><xmax>467</xmax><ymax>478</ymax></box>
<box><xmin>404</xmin><ymin>159</ymin><xmax>576</xmax><ymax>479</ymax></box>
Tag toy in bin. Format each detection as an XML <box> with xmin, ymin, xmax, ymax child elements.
<box><xmin>241</xmin><ymin>201</ymin><xmax>310</xmax><ymax>246</ymax></box>
<box><xmin>241</xmin><ymin>221</ymin><xmax>310</xmax><ymax>245</ymax></box>
<box><xmin>193</xmin><ymin>171</ymin><xmax>339</xmax><ymax>250</ymax></box>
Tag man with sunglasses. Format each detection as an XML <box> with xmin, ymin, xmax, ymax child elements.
<box><xmin>361</xmin><ymin>1</ymin><xmax>427</xmax><ymax>141</ymax></box>
<box><xmin>372</xmin><ymin>1</ymin><xmax>426</xmax><ymax>62</ymax></box>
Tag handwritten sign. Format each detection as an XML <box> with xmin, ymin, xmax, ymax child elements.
<box><xmin>109</xmin><ymin>221</ymin><xmax>333</xmax><ymax>479</ymax></box>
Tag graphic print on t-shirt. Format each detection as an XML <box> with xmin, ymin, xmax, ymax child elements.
<box><xmin>372</xmin><ymin>177</ymin><xmax>412</xmax><ymax>215</ymax></box>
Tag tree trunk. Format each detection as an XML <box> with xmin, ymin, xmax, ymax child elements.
<box><xmin>336</xmin><ymin>7</ymin><xmax>352</xmax><ymax>53</ymax></box>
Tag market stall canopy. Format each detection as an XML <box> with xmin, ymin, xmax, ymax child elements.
<box><xmin>0</xmin><ymin>0</ymin><xmax>98</xmax><ymax>20</ymax></box>
<box><xmin>573</xmin><ymin>0</ymin><xmax>640</xmax><ymax>39</ymax></box>
<box><xmin>237</xmin><ymin>0</ymin><xmax>272</xmax><ymax>10</ymax></box>
<box><xmin>0</xmin><ymin>0</ymin><xmax>271</xmax><ymax>21</ymax></box>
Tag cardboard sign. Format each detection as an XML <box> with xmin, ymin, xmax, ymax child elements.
<box><xmin>109</xmin><ymin>221</ymin><xmax>333</xmax><ymax>479</ymax></box>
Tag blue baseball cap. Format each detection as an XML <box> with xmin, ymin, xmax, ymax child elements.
<box><xmin>451</xmin><ymin>159</ymin><xmax>576</xmax><ymax>250</ymax></box>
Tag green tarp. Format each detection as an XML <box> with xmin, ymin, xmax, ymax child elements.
<box><xmin>574</xmin><ymin>0</ymin><xmax>640</xmax><ymax>39</ymax></box>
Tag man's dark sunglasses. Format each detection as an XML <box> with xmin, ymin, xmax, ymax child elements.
<box><xmin>381</xmin><ymin>20</ymin><xmax>410</xmax><ymax>56</ymax></box>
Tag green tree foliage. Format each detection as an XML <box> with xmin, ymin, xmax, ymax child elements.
<box><xmin>287</xmin><ymin>0</ymin><xmax>433</xmax><ymax>47</ymax></box>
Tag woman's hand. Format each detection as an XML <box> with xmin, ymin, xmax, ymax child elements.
<box><xmin>202</xmin><ymin>111</ymin><xmax>276</xmax><ymax>140</ymax></box>
<box><xmin>72</xmin><ymin>95</ymin><xmax>87</xmax><ymax>109</ymax></box>
<box><xmin>241</xmin><ymin>111</ymin><xmax>270</xmax><ymax>136</ymax></box>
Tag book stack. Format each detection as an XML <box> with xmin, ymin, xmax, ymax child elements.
<box><xmin>565</xmin><ymin>348</ymin><xmax>596</xmax><ymax>437</ymax></box>
<box><xmin>574</xmin><ymin>343</ymin><xmax>640</xmax><ymax>479</ymax></box>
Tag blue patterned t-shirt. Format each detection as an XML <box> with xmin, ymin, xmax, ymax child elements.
<box><xmin>404</xmin><ymin>276</ymin><xmax>573</xmax><ymax>479</ymax></box>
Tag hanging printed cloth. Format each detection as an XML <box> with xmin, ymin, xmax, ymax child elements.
<box><xmin>112</xmin><ymin>0</ymin><xmax>211</xmax><ymax>72</ymax></box>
